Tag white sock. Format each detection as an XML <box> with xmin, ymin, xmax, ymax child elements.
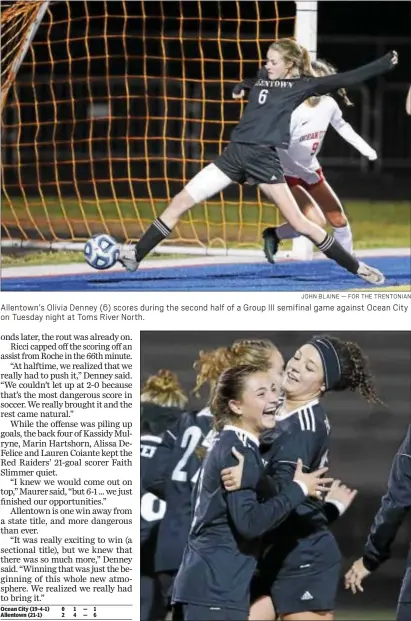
<box><xmin>333</xmin><ymin>223</ymin><xmax>353</xmax><ymax>254</ymax></box>
<box><xmin>276</xmin><ymin>223</ymin><xmax>300</xmax><ymax>241</ymax></box>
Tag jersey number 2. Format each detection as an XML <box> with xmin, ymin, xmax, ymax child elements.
<box><xmin>258</xmin><ymin>89</ymin><xmax>268</xmax><ymax>105</ymax></box>
<box><xmin>172</xmin><ymin>426</ymin><xmax>203</xmax><ymax>483</ymax></box>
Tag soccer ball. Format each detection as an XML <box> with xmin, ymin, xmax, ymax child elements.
<box><xmin>84</xmin><ymin>234</ymin><xmax>120</xmax><ymax>270</ymax></box>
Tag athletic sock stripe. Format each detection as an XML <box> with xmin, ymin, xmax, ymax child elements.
<box><xmin>154</xmin><ymin>218</ymin><xmax>171</xmax><ymax>237</ymax></box>
<box><xmin>317</xmin><ymin>235</ymin><xmax>334</xmax><ymax>252</ymax></box>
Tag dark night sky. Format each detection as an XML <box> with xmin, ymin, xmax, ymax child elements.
<box><xmin>41</xmin><ymin>1</ymin><xmax>411</xmax><ymax>36</ymax></box>
<box><xmin>318</xmin><ymin>1</ymin><xmax>411</xmax><ymax>37</ymax></box>
<box><xmin>34</xmin><ymin>1</ymin><xmax>409</xmax><ymax>80</ymax></box>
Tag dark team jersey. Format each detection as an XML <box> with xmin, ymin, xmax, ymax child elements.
<box><xmin>140</xmin><ymin>403</ymin><xmax>186</xmax><ymax>500</ymax></box>
<box><xmin>149</xmin><ymin>408</ymin><xmax>214</xmax><ymax>573</ymax></box>
<box><xmin>140</xmin><ymin>402</ymin><xmax>184</xmax><ymax>441</ymax></box>
<box><xmin>259</xmin><ymin>399</ymin><xmax>332</xmax><ymax>571</ymax></box>
<box><xmin>363</xmin><ymin>425</ymin><xmax>411</xmax><ymax>572</ymax></box>
<box><xmin>172</xmin><ymin>425</ymin><xmax>306</xmax><ymax>611</ymax></box>
<box><xmin>230</xmin><ymin>53</ymin><xmax>393</xmax><ymax>148</ymax></box>
<box><xmin>140</xmin><ymin>435</ymin><xmax>167</xmax><ymax>547</ymax></box>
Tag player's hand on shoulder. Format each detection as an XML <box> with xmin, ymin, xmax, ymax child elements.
<box><xmin>390</xmin><ymin>50</ymin><xmax>398</xmax><ymax>66</ymax></box>
<box><xmin>293</xmin><ymin>459</ymin><xmax>333</xmax><ymax>498</ymax></box>
<box><xmin>221</xmin><ymin>447</ymin><xmax>244</xmax><ymax>491</ymax></box>
<box><xmin>325</xmin><ymin>479</ymin><xmax>358</xmax><ymax>512</ymax></box>
<box><xmin>344</xmin><ymin>557</ymin><xmax>371</xmax><ymax>594</ymax></box>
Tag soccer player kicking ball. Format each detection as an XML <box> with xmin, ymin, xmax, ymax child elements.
<box><xmin>345</xmin><ymin>425</ymin><xmax>411</xmax><ymax>621</ymax></box>
<box><xmin>119</xmin><ymin>39</ymin><xmax>398</xmax><ymax>286</ymax></box>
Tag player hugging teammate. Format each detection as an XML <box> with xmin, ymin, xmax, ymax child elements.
<box><xmin>140</xmin><ymin>335</ymin><xmax>411</xmax><ymax>621</ymax></box>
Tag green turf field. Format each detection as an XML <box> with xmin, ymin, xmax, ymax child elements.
<box><xmin>2</xmin><ymin>198</ymin><xmax>410</xmax><ymax>267</ymax></box>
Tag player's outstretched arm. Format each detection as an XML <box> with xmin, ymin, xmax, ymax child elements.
<box><xmin>308</xmin><ymin>51</ymin><xmax>398</xmax><ymax>97</ymax></box>
<box><xmin>345</xmin><ymin>426</ymin><xmax>411</xmax><ymax>592</ymax></box>
<box><xmin>330</xmin><ymin>103</ymin><xmax>377</xmax><ymax>160</ymax></box>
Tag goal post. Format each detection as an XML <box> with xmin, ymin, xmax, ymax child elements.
<box><xmin>292</xmin><ymin>1</ymin><xmax>318</xmax><ymax>261</ymax></box>
<box><xmin>1</xmin><ymin>0</ymin><xmax>50</xmax><ymax>114</ymax></box>
<box><xmin>1</xmin><ymin>0</ymin><xmax>318</xmax><ymax>260</ymax></box>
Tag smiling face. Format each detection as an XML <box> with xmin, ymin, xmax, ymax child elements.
<box><xmin>283</xmin><ymin>344</ymin><xmax>325</xmax><ymax>400</ymax></box>
<box><xmin>229</xmin><ymin>370</ymin><xmax>278</xmax><ymax>435</ymax></box>
<box><xmin>265</xmin><ymin>49</ymin><xmax>292</xmax><ymax>80</ymax></box>
<box><xmin>266</xmin><ymin>348</ymin><xmax>285</xmax><ymax>404</ymax></box>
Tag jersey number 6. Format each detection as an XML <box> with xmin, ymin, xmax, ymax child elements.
<box><xmin>258</xmin><ymin>89</ymin><xmax>269</xmax><ymax>105</ymax></box>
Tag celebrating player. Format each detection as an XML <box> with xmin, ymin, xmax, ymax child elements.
<box><xmin>140</xmin><ymin>370</ymin><xmax>188</xmax><ymax>621</ymax></box>
<box><xmin>142</xmin><ymin>369</ymin><xmax>213</xmax><ymax>617</ymax></box>
<box><xmin>141</xmin><ymin>370</ymin><xmax>188</xmax><ymax>621</ymax></box>
<box><xmin>120</xmin><ymin>39</ymin><xmax>398</xmax><ymax>285</ymax></box>
<box><xmin>263</xmin><ymin>58</ymin><xmax>378</xmax><ymax>260</ymax></box>
<box><xmin>221</xmin><ymin>335</ymin><xmax>380</xmax><ymax>621</ymax></box>
<box><xmin>172</xmin><ymin>364</ymin><xmax>333</xmax><ymax>621</ymax></box>
<box><xmin>344</xmin><ymin>424</ymin><xmax>411</xmax><ymax>621</ymax></box>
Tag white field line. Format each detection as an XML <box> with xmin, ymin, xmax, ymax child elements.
<box><xmin>1</xmin><ymin>247</ymin><xmax>410</xmax><ymax>279</ymax></box>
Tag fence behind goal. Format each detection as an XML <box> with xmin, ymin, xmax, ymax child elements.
<box><xmin>1</xmin><ymin>0</ymin><xmax>315</xmax><ymax>256</ymax></box>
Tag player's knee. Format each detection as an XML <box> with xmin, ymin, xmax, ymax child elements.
<box><xmin>169</xmin><ymin>189</ymin><xmax>196</xmax><ymax>215</ymax></box>
<box><xmin>327</xmin><ymin>211</ymin><xmax>348</xmax><ymax>228</ymax></box>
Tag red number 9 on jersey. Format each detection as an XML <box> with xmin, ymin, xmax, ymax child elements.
<box><xmin>311</xmin><ymin>141</ymin><xmax>320</xmax><ymax>156</ymax></box>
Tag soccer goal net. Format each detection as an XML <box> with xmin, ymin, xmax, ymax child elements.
<box><xmin>1</xmin><ymin>0</ymin><xmax>317</xmax><ymax>259</ymax></box>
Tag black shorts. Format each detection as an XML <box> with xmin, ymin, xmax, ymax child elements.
<box><xmin>214</xmin><ymin>142</ymin><xmax>285</xmax><ymax>186</ymax></box>
<box><xmin>397</xmin><ymin>567</ymin><xmax>411</xmax><ymax>621</ymax></box>
<box><xmin>173</xmin><ymin>603</ymin><xmax>248</xmax><ymax>621</ymax></box>
<box><xmin>140</xmin><ymin>574</ymin><xmax>165</xmax><ymax>621</ymax></box>
<box><xmin>252</xmin><ymin>531</ymin><xmax>341</xmax><ymax>614</ymax></box>
<box><xmin>158</xmin><ymin>570</ymin><xmax>176</xmax><ymax>609</ymax></box>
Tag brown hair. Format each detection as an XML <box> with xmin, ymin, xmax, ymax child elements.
<box><xmin>311</xmin><ymin>58</ymin><xmax>354</xmax><ymax>107</ymax></box>
<box><xmin>268</xmin><ymin>38</ymin><xmax>314</xmax><ymax>77</ymax></box>
<box><xmin>323</xmin><ymin>336</ymin><xmax>382</xmax><ymax>404</ymax></box>
<box><xmin>141</xmin><ymin>369</ymin><xmax>188</xmax><ymax>408</ymax></box>
<box><xmin>209</xmin><ymin>364</ymin><xmax>266</xmax><ymax>431</ymax></box>
<box><xmin>193</xmin><ymin>339</ymin><xmax>281</xmax><ymax>396</ymax></box>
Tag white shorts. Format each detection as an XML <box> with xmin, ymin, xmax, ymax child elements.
<box><xmin>184</xmin><ymin>163</ymin><xmax>233</xmax><ymax>204</ymax></box>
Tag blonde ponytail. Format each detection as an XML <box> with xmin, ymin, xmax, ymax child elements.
<box><xmin>299</xmin><ymin>45</ymin><xmax>314</xmax><ymax>76</ymax></box>
<box><xmin>141</xmin><ymin>369</ymin><xmax>188</xmax><ymax>408</ymax></box>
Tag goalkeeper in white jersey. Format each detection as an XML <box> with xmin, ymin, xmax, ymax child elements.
<box><xmin>263</xmin><ymin>59</ymin><xmax>377</xmax><ymax>263</ymax></box>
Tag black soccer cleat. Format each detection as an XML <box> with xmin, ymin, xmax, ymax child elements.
<box><xmin>262</xmin><ymin>227</ymin><xmax>280</xmax><ymax>264</ymax></box>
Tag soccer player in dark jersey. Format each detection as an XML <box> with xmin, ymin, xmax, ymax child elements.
<box><xmin>172</xmin><ymin>364</ymin><xmax>333</xmax><ymax>621</ymax></box>
<box><xmin>151</xmin><ymin>407</ymin><xmax>214</xmax><ymax>615</ymax></box>
<box><xmin>221</xmin><ymin>335</ymin><xmax>379</xmax><ymax>621</ymax></box>
<box><xmin>140</xmin><ymin>370</ymin><xmax>188</xmax><ymax>621</ymax></box>
<box><xmin>119</xmin><ymin>39</ymin><xmax>398</xmax><ymax>286</ymax></box>
<box><xmin>345</xmin><ymin>424</ymin><xmax>411</xmax><ymax>621</ymax></box>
